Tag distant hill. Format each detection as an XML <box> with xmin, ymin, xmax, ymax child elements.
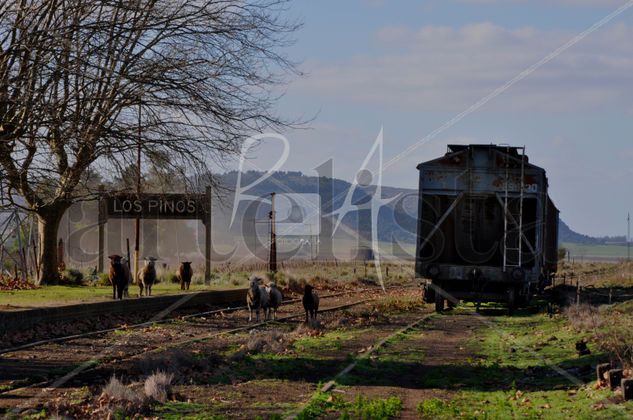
<box><xmin>216</xmin><ymin>171</ymin><xmax>608</xmax><ymax>247</ymax></box>
<box><xmin>559</xmin><ymin>220</ymin><xmax>626</xmax><ymax>246</ymax></box>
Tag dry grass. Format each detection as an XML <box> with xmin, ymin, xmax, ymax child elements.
<box><xmin>245</xmin><ymin>330</ymin><xmax>289</xmax><ymax>354</ymax></box>
<box><xmin>295</xmin><ymin>319</ymin><xmax>324</xmax><ymax>334</ymax></box>
<box><xmin>565</xmin><ymin>302</ymin><xmax>633</xmax><ymax>370</ymax></box>
<box><xmin>139</xmin><ymin>348</ymin><xmax>218</xmax><ymax>375</ymax></box>
<box><xmin>144</xmin><ymin>371</ymin><xmax>174</xmax><ymax>403</ymax></box>
<box><xmin>101</xmin><ymin>376</ymin><xmax>139</xmax><ymax>403</ymax></box>
<box><xmin>564</xmin><ymin>304</ymin><xmax>603</xmax><ymax>331</ymax></box>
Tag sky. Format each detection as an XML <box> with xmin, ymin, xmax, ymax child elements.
<box><xmin>225</xmin><ymin>0</ymin><xmax>633</xmax><ymax>237</ymax></box>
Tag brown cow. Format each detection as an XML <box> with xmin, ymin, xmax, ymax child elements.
<box><xmin>108</xmin><ymin>255</ymin><xmax>127</xmax><ymax>300</ymax></box>
<box><xmin>177</xmin><ymin>262</ymin><xmax>193</xmax><ymax>290</ymax></box>
<box><xmin>138</xmin><ymin>257</ymin><xmax>157</xmax><ymax>297</ymax></box>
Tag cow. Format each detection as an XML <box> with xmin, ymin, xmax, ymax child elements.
<box><xmin>302</xmin><ymin>284</ymin><xmax>319</xmax><ymax>323</ymax></box>
<box><xmin>108</xmin><ymin>255</ymin><xmax>127</xmax><ymax>300</ymax></box>
<box><xmin>138</xmin><ymin>257</ymin><xmax>158</xmax><ymax>297</ymax></box>
<box><xmin>177</xmin><ymin>262</ymin><xmax>193</xmax><ymax>291</ymax></box>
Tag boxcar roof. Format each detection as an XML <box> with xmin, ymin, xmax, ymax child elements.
<box><xmin>416</xmin><ymin>144</ymin><xmax>545</xmax><ymax>173</ymax></box>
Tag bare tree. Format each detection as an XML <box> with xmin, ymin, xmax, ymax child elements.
<box><xmin>0</xmin><ymin>0</ymin><xmax>300</xmax><ymax>284</ymax></box>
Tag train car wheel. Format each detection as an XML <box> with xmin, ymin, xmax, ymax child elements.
<box><xmin>423</xmin><ymin>284</ymin><xmax>436</xmax><ymax>304</ymax></box>
<box><xmin>435</xmin><ymin>293</ymin><xmax>444</xmax><ymax>313</ymax></box>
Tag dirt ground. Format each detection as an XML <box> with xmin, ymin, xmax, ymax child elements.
<box><xmin>1</xmin><ymin>286</ymin><xmax>431</xmax><ymax>417</ymax></box>
<box><xmin>0</xmin><ymin>286</ymin><xmax>460</xmax><ymax>417</ymax></box>
<box><xmin>335</xmin><ymin>312</ymin><xmax>484</xmax><ymax>419</ymax></box>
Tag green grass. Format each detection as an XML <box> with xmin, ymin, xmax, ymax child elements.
<box><xmin>413</xmin><ymin>308</ymin><xmax>633</xmax><ymax>419</ymax></box>
<box><xmin>341</xmin><ymin>395</ymin><xmax>403</xmax><ymax>420</ymax></box>
<box><xmin>293</xmin><ymin>329</ymin><xmax>366</xmax><ymax>354</ymax></box>
<box><xmin>562</xmin><ymin>242</ymin><xmax>630</xmax><ymax>259</ymax></box>
<box><xmin>474</xmin><ymin>312</ymin><xmax>598</xmax><ymax>370</ymax></box>
<box><xmin>0</xmin><ymin>260</ymin><xmax>416</xmax><ymax>307</ymax></box>
<box><xmin>418</xmin><ymin>388</ymin><xmax>630</xmax><ymax>420</ymax></box>
<box><xmin>154</xmin><ymin>401</ymin><xmax>226</xmax><ymax>420</ymax></box>
<box><xmin>296</xmin><ymin>391</ymin><xmax>402</xmax><ymax>420</ymax></box>
<box><xmin>0</xmin><ymin>282</ymin><xmax>243</xmax><ymax>307</ymax></box>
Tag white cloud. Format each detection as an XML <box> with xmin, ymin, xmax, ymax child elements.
<box><xmin>291</xmin><ymin>22</ymin><xmax>633</xmax><ymax>113</ymax></box>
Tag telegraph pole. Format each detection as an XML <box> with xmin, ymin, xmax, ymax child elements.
<box><xmin>626</xmin><ymin>213</ymin><xmax>631</xmax><ymax>262</ymax></box>
<box><xmin>134</xmin><ymin>100</ymin><xmax>142</xmax><ymax>285</ymax></box>
<box><xmin>269</xmin><ymin>192</ymin><xmax>277</xmax><ymax>273</ymax></box>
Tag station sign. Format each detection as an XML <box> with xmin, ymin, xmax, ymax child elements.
<box><xmin>103</xmin><ymin>193</ymin><xmax>208</xmax><ymax>221</ymax></box>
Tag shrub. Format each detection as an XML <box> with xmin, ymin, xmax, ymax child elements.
<box><xmin>192</xmin><ymin>273</ymin><xmax>205</xmax><ymax>285</ymax></box>
<box><xmin>565</xmin><ymin>304</ymin><xmax>603</xmax><ymax>331</ymax></box>
<box><xmin>297</xmin><ymin>391</ymin><xmax>347</xmax><ymax>420</ymax></box>
<box><xmin>416</xmin><ymin>399</ymin><xmax>459</xmax><ymax>419</ymax></box>
<box><xmin>160</xmin><ymin>272</ymin><xmax>179</xmax><ymax>284</ymax></box>
<box><xmin>344</xmin><ymin>395</ymin><xmax>403</xmax><ymax>420</ymax></box>
<box><xmin>288</xmin><ymin>276</ymin><xmax>306</xmax><ymax>294</ymax></box>
<box><xmin>59</xmin><ymin>268</ymin><xmax>84</xmax><ymax>286</ymax></box>
<box><xmin>566</xmin><ymin>302</ymin><xmax>633</xmax><ymax>370</ymax></box>
<box><xmin>594</xmin><ymin>308</ymin><xmax>633</xmax><ymax>370</ymax></box>
<box><xmin>246</xmin><ymin>330</ymin><xmax>288</xmax><ymax>354</ymax></box>
<box><xmin>101</xmin><ymin>376</ymin><xmax>138</xmax><ymax>403</ymax></box>
<box><xmin>139</xmin><ymin>349</ymin><xmax>218</xmax><ymax>376</ymax></box>
<box><xmin>143</xmin><ymin>371</ymin><xmax>174</xmax><ymax>403</ymax></box>
<box><xmin>97</xmin><ymin>272</ymin><xmax>111</xmax><ymax>287</ymax></box>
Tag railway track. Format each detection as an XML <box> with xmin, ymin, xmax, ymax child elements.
<box><xmin>0</xmin><ymin>286</ymin><xmax>393</xmax><ymax>355</ymax></box>
<box><xmin>0</xmin><ymin>286</ymin><xmax>397</xmax><ymax>409</ymax></box>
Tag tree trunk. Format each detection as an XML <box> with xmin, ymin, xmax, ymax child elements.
<box><xmin>36</xmin><ymin>206</ymin><xmax>67</xmax><ymax>285</ymax></box>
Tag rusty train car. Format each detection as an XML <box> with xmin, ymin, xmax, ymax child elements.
<box><xmin>415</xmin><ymin>144</ymin><xmax>559</xmax><ymax>313</ymax></box>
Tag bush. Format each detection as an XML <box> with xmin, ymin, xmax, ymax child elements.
<box><xmin>416</xmin><ymin>399</ymin><xmax>459</xmax><ymax>419</ymax></box>
<box><xmin>246</xmin><ymin>330</ymin><xmax>288</xmax><ymax>354</ymax></box>
<box><xmin>566</xmin><ymin>303</ymin><xmax>633</xmax><ymax>370</ymax></box>
<box><xmin>288</xmin><ymin>276</ymin><xmax>306</xmax><ymax>294</ymax></box>
<box><xmin>565</xmin><ymin>304</ymin><xmax>603</xmax><ymax>331</ymax></box>
<box><xmin>97</xmin><ymin>272</ymin><xmax>111</xmax><ymax>287</ymax></box>
<box><xmin>343</xmin><ymin>395</ymin><xmax>403</xmax><ymax>420</ymax></box>
<box><xmin>192</xmin><ymin>273</ymin><xmax>205</xmax><ymax>285</ymax></box>
<box><xmin>101</xmin><ymin>376</ymin><xmax>138</xmax><ymax>403</ymax></box>
<box><xmin>160</xmin><ymin>272</ymin><xmax>179</xmax><ymax>284</ymax></box>
<box><xmin>143</xmin><ymin>371</ymin><xmax>173</xmax><ymax>403</ymax></box>
<box><xmin>59</xmin><ymin>268</ymin><xmax>84</xmax><ymax>286</ymax></box>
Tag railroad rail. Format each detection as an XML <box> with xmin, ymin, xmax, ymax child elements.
<box><xmin>0</xmin><ymin>286</ymin><xmax>396</xmax><ymax>407</ymax></box>
<box><xmin>0</xmin><ymin>288</ymin><xmax>248</xmax><ymax>333</ymax></box>
<box><xmin>0</xmin><ymin>286</ymin><xmax>386</xmax><ymax>355</ymax></box>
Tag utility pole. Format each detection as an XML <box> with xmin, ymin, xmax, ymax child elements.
<box><xmin>626</xmin><ymin>212</ymin><xmax>631</xmax><ymax>262</ymax></box>
<box><xmin>134</xmin><ymin>100</ymin><xmax>142</xmax><ymax>285</ymax></box>
<box><xmin>269</xmin><ymin>192</ymin><xmax>277</xmax><ymax>273</ymax></box>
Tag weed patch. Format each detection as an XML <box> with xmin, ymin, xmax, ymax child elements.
<box><xmin>296</xmin><ymin>391</ymin><xmax>402</xmax><ymax>420</ymax></box>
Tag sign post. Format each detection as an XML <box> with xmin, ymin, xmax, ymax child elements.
<box><xmin>97</xmin><ymin>190</ymin><xmax>211</xmax><ymax>278</ymax></box>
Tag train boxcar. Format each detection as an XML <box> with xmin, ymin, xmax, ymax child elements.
<box><xmin>415</xmin><ymin>144</ymin><xmax>559</xmax><ymax>313</ymax></box>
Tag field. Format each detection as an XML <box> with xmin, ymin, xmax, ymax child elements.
<box><xmin>562</xmin><ymin>242</ymin><xmax>632</xmax><ymax>261</ymax></box>
<box><xmin>0</xmin><ymin>262</ymin><xmax>632</xmax><ymax>419</ymax></box>
<box><xmin>0</xmin><ymin>261</ymin><xmax>413</xmax><ymax>309</ymax></box>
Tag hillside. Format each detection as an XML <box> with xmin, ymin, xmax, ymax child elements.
<box><xmin>215</xmin><ymin>171</ymin><xmax>601</xmax><ymax>246</ymax></box>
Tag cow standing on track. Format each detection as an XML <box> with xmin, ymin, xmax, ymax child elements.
<box><xmin>138</xmin><ymin>257</ymin><xmax>158</xmax><ymax>297</ymax></box>
<box><xmin>302</xmin><ymin>284</ymin><xmax>319</xmax><ymax>323</ymax></box>
<box><xmin>247</xmin><ymin>276</ymin><xmax>269</xmax><ymax>322</ymax></box>
<box><xmin>266</xmin><ymin>282</ymin><xmax>283</xmax><ymax>320</ymax></box>
<box><xmin>108</xmin><ymin>255</ymin><xmax>127</xmax><ymax>300</ymax></box>
<box><xmin>177</xmin><ymin>262</ymin><xmax>193</xmax><ymax>290</ymax></box>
